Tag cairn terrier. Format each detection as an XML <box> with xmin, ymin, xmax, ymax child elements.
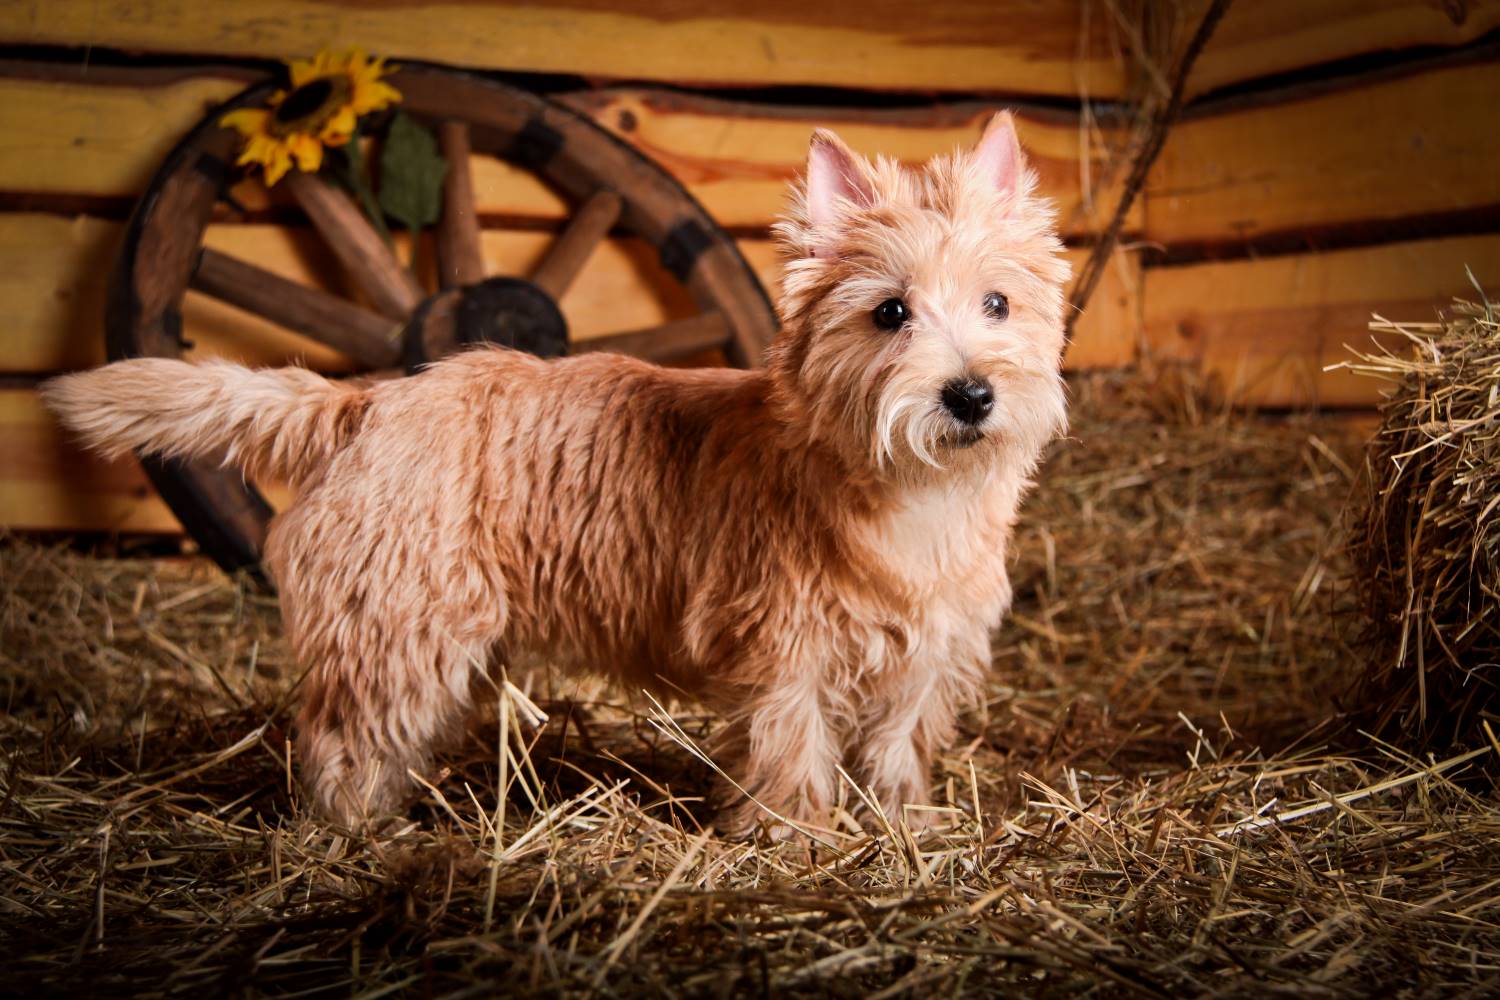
<box><xmin>44</xmin><ymin>112</ymin><xmax>1070</xmax><ymax>835</ymax></box>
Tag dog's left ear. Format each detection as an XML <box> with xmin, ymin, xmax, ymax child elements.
<box><xmin>974</xmin><ymin>111</ymin><xmax>1024</xmax><ymax>199</ymax></box>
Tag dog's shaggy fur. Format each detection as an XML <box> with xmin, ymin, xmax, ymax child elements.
<box><xmin>43</xmin><ymin>113</ymin><xmax>1070</xmax><ymax>834</ymax></box>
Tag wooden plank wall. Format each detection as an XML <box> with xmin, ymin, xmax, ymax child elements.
<box><xmin>0</xmin><ymin>0</ymin><xmax>1498</xmax><ymax>536</ymax></box>
<box><xmin>1142</xmin><ymin>4</ymin><xmax>1500</xmax><ymax>407</ymax></box>
<box><xmin>0</xmin><ymin>16</ymin><xmax>1142</xmax><ymax>536</ymax></box>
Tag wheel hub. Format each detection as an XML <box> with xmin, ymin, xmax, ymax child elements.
<box><xmin>454</xmin><ymin>277</ymin><xmax>568</xmax><ymax>356</ymax></box>
<box><xmin>403</xmin><ymin>276</ymin><xmax>569</xmax><ymax>372</ymax></box>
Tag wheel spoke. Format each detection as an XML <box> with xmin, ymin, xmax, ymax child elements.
<box><xmin>191</xmin><ymin>248</ymin><xmax>402</xmax><ymax>368</ymax></box>
<box><xmin>573</xmin><ymin>311</ymin><xmax>730</xmax><ymax>362</ymax></box>
<box><xmin>436</xmin><ymin>121</ymin><xmax>486</xmax><ymax>288</ymax></box>
<box><xmin>530</xmin><ymin>189</ymin><xmax>622</xmax><ymax>299</ymax></box>
<box><xmin>284</xmin><ymin>171</ymin><xmax>425</xmax><ymax>320</ymax></box>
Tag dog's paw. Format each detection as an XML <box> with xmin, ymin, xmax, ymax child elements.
<box><xmin>712</xmin><ymin>796</ymin><xmax>832</xmax><ymax>846</ymax></box>
<box><xmin>851</xmin><ymin>798</ymin><xmax>947</xmax><ymax>838</ymax></box>
<box><xmin>711</xmin><ymin>797</ymin><xmax>768</xmax><ymax>842</ymax></box>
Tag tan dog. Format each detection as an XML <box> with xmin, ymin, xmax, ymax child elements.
<box><xmin>44</xmin><ymin>113</ymin><xmax>1069</xmax><ymax>835</ymax></box>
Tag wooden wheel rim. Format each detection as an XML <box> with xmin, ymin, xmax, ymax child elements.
<box><xmin>106</xmin><ymin>63</ymin><xmax>778</xmax><ymax>574</ymax></box>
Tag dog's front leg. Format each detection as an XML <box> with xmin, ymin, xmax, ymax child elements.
<box><xmin>852</xmin><ymin>659</ymin><xmax>966</xmax><ymax>833</ymax></box>
<box><xmin>713</xmin><ymin>665</ymin><xmax>841</xmax><ymax>839</ymax></box>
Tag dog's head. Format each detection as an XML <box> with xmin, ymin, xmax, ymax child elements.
<box><xmin>768</xmin><ymin>113</ymin><xmax>1069</xmax><ymax>477</ymax></box>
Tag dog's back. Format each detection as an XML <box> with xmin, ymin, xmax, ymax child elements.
<box><xmin>267</xmin><ymin>347</ymin><xmax>786</xmax><ymax>680</ymax></box>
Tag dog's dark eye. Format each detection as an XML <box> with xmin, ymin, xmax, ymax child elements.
<box><xmin>984</xmin><ymin>292</ymin><xmax>1009</xmax><ymax>321</ymax></box>
<box><xmin>872</xmin><ymin>298</ymin><xmax>908</xmax><ymax>331</ymax></box>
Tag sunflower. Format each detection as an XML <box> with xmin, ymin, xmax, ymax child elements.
<box><xmin>220</xmin><ymin>48</ymin><xmax>402</xmax><ymax>186</ymax></box>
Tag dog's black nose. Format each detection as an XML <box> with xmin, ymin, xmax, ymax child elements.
<box><xmin>941</xmin><ymin>378</ymin><xmax>994</xmax><ymax>426</ymax></box>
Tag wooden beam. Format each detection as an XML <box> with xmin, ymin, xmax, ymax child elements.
<box><xmin>1187</xmin><ymin>0</ymin><xmax>1500</xmax><ymax>97</ymax></box>
<box><xmin>284</xmin><ymin>172</ymin><xmax>426</xmax><ymax>319</ymax></box>
<box><xmin>0</xmin><ymin>214</ymin><xmax>368</xmax><ymax>373</ymax></box>
<box><xmin>190</xmin><ymin>248</ymin><xmax>403</xmax><ymax>368</ymax></box>
<box><xmin>1147</xmin><ymin>61</ymin><xmax>1500</xmax><ymax>248</ymax></box>
<box><xmin>435</xmin><ymin>121</ymin><xmax>486</xmax><ymax>288</ymax></box>
<box><xmin>0</xmin><ymin>1</ymin><xmax>1128</xmax><ymax>98</ymax></box>
<box><xmin>0</xmin><ymin>66</ymin><xmax>1134</xmax><ymax>240</ymax></box>
<box><xmin>530</xmin><ymin>190</ymin><xmax>623</xmax><ymax>299</ymax></box>
<box><xmin>574</xmin><ymin>312</ymin><xmax>731</xmax><ymax>362</ymax></box>
<box><xmin>1142</xmin><ymin>234</ymin><xmax>1500</xmax><ymax>408</ymax></box>
<box><xmin>0</xmin><ymin>68</ymin><xmax>246</xmax><ymax>200</ymax></box>
<box><xmin>550</xmin><ymin>92</ymin><xmax>1139</xmax><ymax>239</ymax></box>
<box><xmin>1064</xmin><ymin>247</ymin><xmax>1141</xmax><ymax>371</ymax></box>
<box><xmin>2</xmin><ymin>216</ymin><xmax>754</xmax><ymax>372</ymax></box>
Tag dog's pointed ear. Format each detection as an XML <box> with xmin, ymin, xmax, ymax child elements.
<box><xmin>805</xmin><ymin>128</ymin><xmax>875</xmax><ymax>254</ymax></box>
<box><xmin>974</xmin><ymin>111</ymin><xmax>1024</xmax><ymax>199</ymax></box>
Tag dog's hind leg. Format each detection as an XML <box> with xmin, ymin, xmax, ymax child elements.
<box><xmin>292</xmin><ymin>622</ymin><xmax>489</xmax><ymax>827</ymax></box>
<box><xmin>263</xmin><ymin>432</ymin><xmax>510</xmax><ymax>827</ymax></box>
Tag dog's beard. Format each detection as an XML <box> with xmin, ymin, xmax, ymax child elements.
<box><xmin>873</xmin><ymin>395</ymin><xmax>991</xmax><ymax>469</ymax></box>
<box><xmin>945</xmin><ymin>426</ymin><xmax>985</xmax><ymax>449</ymax></box>
<box><xmin>871</xmin><ymin>371</ymin><xmax>1064</xmax><ymax>472</ymax></box>
<box><xmin>874</xmin><ymin>392</ymin><xmax>941</xmax><ymax>468</ymax></box>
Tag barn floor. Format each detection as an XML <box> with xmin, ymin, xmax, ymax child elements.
<box><xmin>3</xmin><ymin>370</ymin><xmax>1498</xmax><ymax>997</ymax></box>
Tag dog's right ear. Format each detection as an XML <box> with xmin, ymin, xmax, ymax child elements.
<box><xmin>805</xmin><ymin>129</ymin><xmax>874</xmax><ymax>256</ymax></box>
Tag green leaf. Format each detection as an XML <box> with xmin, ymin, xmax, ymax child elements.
<box><xmin>378</xmin><ymin>111</ymin><xmax>448</xmax><ymax>231</ymax></box>
<box><xmin>329</xmin><ymin>125</ymin><xmax>393</xmax><ymax>247</ymax></box>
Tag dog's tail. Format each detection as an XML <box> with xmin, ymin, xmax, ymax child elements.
<box><xmin>41</xmin><ymin>358</ymin><xmax>370</xmax><ymax>485</ymax></box>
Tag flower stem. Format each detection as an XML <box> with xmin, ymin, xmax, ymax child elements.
<box><xmin>332</xmin><ymin>127</ymin><xmax>393</xmax><ymax>248</ymax></box>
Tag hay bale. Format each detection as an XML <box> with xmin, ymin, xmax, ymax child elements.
<box><xmin>1344</xmin><ymin>295</ymin><xmax>1500</xmax><ymax>743</ymax></box>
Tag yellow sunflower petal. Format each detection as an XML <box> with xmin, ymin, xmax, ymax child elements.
<box><xmin>263</xmin><ymin>145</ymin><xmax>295</xmax><ymax>186</ymax></box>
<box><xmin>361</xmin><ymin>52</ymin><xmax>396</xmax><ymax>83</ymax></box>
<box><xmin>319</xmin><ymin>48</ymin><xmax>350</xmax><ymax>78</ymax></box>
<box><xmin>287</xmin><ymin>55</ymin><xmax>320</xmax><ymax>89</ymax></box>
<box><xmin>237</xmin><ymin>132</ymin><xmax>287</xmax><ymax>169</ymax></box>
<box><xmin>319</xmin><ymin>105</ymin><xmax>359</xmax><ymax>146</ymax></box>
<box><xmin>345</xmin><ymin>50</ymin><xmax>400</xmax><ymax>113</ymax></box>
<box><xmin>219</xmin><ymin>107</ymin><xmax>270</xmax><ymax>135</ymax></box>
<box><xmin>351</xmin><ymin>78</ymin><xmax>402</xmax><ymax>114</ymax></box>
<box><xmin>236</xmin><ymin>134</ymin><xmax>266</xmax><ymax>166</ymax></box>
<box><xmin>287</xmin><ymin>133</ymin><xmax>324</xmax><ymax>174</ymax></box>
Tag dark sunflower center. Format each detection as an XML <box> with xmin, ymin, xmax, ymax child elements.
<box><xmin>268</xmin><ymin>74</ymin><xmax>352</xmax><ymax>136</ymax></box>
<box><xmin>276</xmin><ymin>78</ymin><xmax>335</xmax><ymax>122</ymax></box>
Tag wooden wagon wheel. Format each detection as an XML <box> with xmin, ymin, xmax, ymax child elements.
<box><xmin>107</xmin><ymin>63</ymin><xmax>778</xmax><ymax>575</ymax></box>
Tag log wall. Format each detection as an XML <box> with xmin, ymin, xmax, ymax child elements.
<box><xmin>1</xmin><ymin>1</ymin><xmax>1497</xmax><ymax>534</ymax></box>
